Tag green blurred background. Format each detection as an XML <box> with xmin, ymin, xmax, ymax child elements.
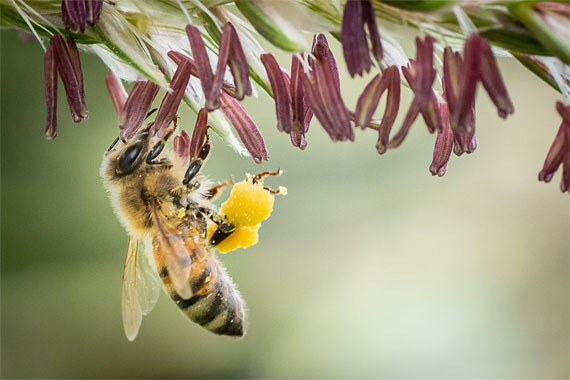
<box><xmin>1</xmin><ymin>29</ymin><xmax>568</xmax><ymax>378</ymax></box>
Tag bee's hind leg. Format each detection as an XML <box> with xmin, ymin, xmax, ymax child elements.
<box><xmin>196</xmin><ymin>206</ymin><xmax>235</xmax><ymax>246</ymax></box>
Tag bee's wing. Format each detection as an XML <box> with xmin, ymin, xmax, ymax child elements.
<box><xmin>136</xmin><ymin>238</ymin><xmax>161</xmax><ymax>316</ymax></box>
<box><xmin>122</xmin><ymin>237</ymin><xmax>162</xmax><ymax>342</ymax></box>
<box><xmin>150</xmin><ymin>204</ymin><xmax>193</xmax><ymax>299</ymax></box>
<box><xmin>122</xmin><ymin>236</ymin><xmax>142</xmax><ymax>342</ymax></box>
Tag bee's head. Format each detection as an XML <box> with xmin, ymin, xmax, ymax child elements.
<box><xmin>112</xmin><ymin>127</ymin><xmax>151</xmax><ymax>176</ymax></box>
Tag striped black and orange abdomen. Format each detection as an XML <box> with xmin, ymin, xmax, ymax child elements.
<box><xmin>154</xmin><ymin>235</ymin><xmax>247</xmax><ymax>337</ymax></box>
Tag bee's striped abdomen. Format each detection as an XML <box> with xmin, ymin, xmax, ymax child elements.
<box><xmin>155</xmin><ymin>241</ymin><xmax>247</xmax><ymax>337</ymax></box>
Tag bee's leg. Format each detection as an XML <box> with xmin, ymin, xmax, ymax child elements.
<box><xmin>251</xmin><ymin>169</ymin><xmax>285</xmax><ymax>194</ymax></box>
<box><xmin>262</xmin><ymin>186</ymin><xmax>284</xmax><ymax>194</ymax></box>
<box><xmin>209</xmin><ymin>228</ymin><xmax>234</xmax><ymax>246</ymax></box>
<box><xmin>182</xmin><ymin>137</ymin><xmax>211</xmax><ymax>185</ymax></box>
<box><xmin>193</xmin><ymin>209</ymin><xmax>209</xmax><ymax>238</ymax></box>
<box><xmin>251</xmin><ymin>169</ymin><xmax>282</xmax><ymax>184</ymax></box>
<box><xmin>204</xmin><ymin>179</ymin><xmax>234</xmax><ymax>200</ymax></box>
<box><xmin>198</xmin><ymin>206</ymin><xmax>233</xmax><ymax>231</ymax></box>
<box><xmin>197</xmin><ymin>206</ymin><xmax>235</xmax><ymax>246</ymax></box>
<box><xmin>146</xmin><ymin>115</ymin><xmax>179</xmax><ymax>165</ymax></box>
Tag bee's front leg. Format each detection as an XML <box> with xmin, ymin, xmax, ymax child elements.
<box><xmin>183</xmin><ymin>139</ymin><xmax>210</xmax><ymax>186</ymax></box>
<box><xmin>146</xmin><ymin>117</ymin><xmax>179</xmax><ymax>165</ymax></box>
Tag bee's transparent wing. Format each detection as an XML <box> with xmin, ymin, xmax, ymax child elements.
<box><xmin>136</xmin><ymin>239</ymin><xmax>161</xmax><ymax>316</ymax></box>
<box><xmin>122</xmin><ymin>236</ymin><xmax>142</xmax><ymax>342</ymax></box>
<box><xmin>122</xmin><ymin>237</ymin><xmax>162</xmax><ymax>342</ymax></box>
<box><xmin>150</xmin><ymin>204</ymin><xmax>193</xmax><ymax>299</ymax></box>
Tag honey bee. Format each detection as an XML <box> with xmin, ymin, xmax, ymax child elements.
<box><xmin>101</xmin><ymin>122</ymin><xmax>251</xmax><ymax>340</ymax></box>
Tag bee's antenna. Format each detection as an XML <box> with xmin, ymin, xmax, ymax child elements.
<box><xmin>142</xmin><ymin>121</ymin><xmax>155</xmax><ymax>133</ymax></box>
<box><xmin>107</xmin><ymin>109</ymin><xmax>157</xmax><ymax>152</ymax></box>
<box><xmin>145</xmin><ymin>108</ymin><xmax>158</xmax><ymax>121</ymax></box>
<box><xmin>107</xmin><ymin>135</ymin><xmax>120</xmax><ymax>152</ymax></box>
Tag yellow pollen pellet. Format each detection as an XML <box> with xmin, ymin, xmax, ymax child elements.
<box><xmin>220</xmin><ymin>180</ymin><xmax>274</xmax><ymax>227</ymax></box>
<box><xmin>210</xmin><ymin>176</ymin><xmax>284</xmax><ymax>253</ymax></box>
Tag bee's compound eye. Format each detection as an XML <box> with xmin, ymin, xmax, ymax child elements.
<box><xmin>117</xmin><ymin>142</ymin><xmax>144</xmax><ymax>175</ymax></box>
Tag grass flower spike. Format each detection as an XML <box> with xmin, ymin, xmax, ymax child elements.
<box><xmin>2</xmin><ymin>0</ymin><xmax>570</xmax><ymax>194</ymax></box>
